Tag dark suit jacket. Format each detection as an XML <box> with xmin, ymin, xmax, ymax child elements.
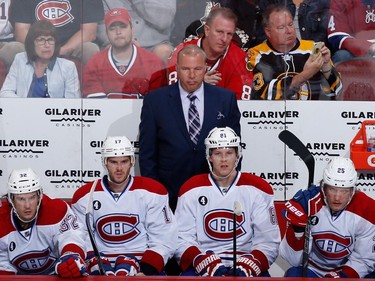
<box><xmin>139</xmin><ymin>82</ymin><xmax>241</xmax><ymax>210</ymax></box>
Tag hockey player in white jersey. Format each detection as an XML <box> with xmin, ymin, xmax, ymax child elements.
<box><xmin>280</xmin><ymin>157</ymin><xmax>375</xmax><ymax>278</ymax></box>
<box><xmin>71</xmin><ymin>136</ymin><xmax>177</xmax><ymax>276</ymax></box>
<box><xmin>0</xmin><ymin>168</ymin><xmax>88</xmax><ymax>277</ymax></box>
<box><xmin>174</xmin><ymin>127</ymin><xmax>280</xmax><ymax>276</ymax></box>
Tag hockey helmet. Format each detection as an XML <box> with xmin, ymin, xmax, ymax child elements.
<box><xmin>8</xmin><ymin>168</ymin><xmax>42</xmax><ymax>195</ymax></box>
<box><xmin>205</xmin><ymin>127</ymin><xmax>242</xmax><ymax>159</ymax></box>
<box><xmin>101</xmin><ymin>136</ymin><xmax>135</xmax><ymax>165</ymax></box>
<box><xmin>323</xmin><ymin>157</ymin><xmax>357</xmax><ymax>188</ymax></box>
<box><xmin>8</xmin><ymin>168</ymin><xmax>43</xmax><ymax>223</ymax></box>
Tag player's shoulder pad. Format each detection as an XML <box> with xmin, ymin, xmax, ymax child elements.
<box><xmin>130</xmin><ymin>176</ymin><xmax>168</xmax><ymax>195</ymax></box>
<box><xmin>179</xmin><ymin>174</ymin><xmax>210</xmax><ymax>197</ymax></box>
<box><xmin>38</xmin><ymin>195</ymin><xmax>69</xmax><ymax>225</ymax></box>
<box><xmin>0</xmin><ymin>201</ymin><xmax>15</xmax><ymax>237</ymax></box>
<box><xmin>347</xmin><ymin>191</ymin><xmax>375</xmax><ymax>224</ymax></box>
<box><xmin>71</xmin><ymin>179</ymin><xmax>104</xmax><ymax>204</ymax></box>
<box><xmin>237</xmin><ymin>173</ymin><xmax>273</xmax><ymax>195</ymax></box>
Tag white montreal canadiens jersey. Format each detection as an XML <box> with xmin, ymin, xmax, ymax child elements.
<box><xmin>280</xmin><ymin>191</ymin><xmax>375</xmax><ymax>278</ymax></box>
<box><xmin>0</xmin><ymin>196</ymin><xmax>86</xmax><ymax>275</ymax></box>
<box><xmin>71</xmin><ymin>176</ymin><xmax>177</xmax><ymax>267</ymax></box>
<box><xmin>175</xmin><ymin>172</ymin><xmax>280</xmax><ymax>268</ymax></box>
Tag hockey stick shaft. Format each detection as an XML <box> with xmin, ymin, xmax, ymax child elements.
<box><xmin>233</xmin><ymin>212</ymin><xmax>237</xmax><ymax>277</ymax></box>
<box><xmin>233</xmin><ymin>201</ymin><xmax>242</xmax><ymax>276</ymax></box>
<box><xmin>85</xmin><ymin>179</ymin><xmax>106</xmax><ymax>275</ymax></box>
<box><xmin>278</xmin><ymin>130</ymin><xmax>315</xmax><ymax>277</ymax></box>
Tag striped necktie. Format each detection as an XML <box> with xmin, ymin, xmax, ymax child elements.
<box><xmin>188</xmin><ymin>94</ymin><xmax>200</xmax><ymax>144</ymax></box>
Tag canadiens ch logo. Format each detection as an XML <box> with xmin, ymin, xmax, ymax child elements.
<box><xmin>313</xmin><ymin>232</ymin><xmax>352</xmax><ymax>259</ymax></box>
<box><xmin>12</xmin><ymin>248</ymin><xmax>56</xmax><ymax>274</ymax></box>
<box><xmin>204</xmin><ymin>209</ymin><xmax>246</xmax><ymax>241</ymax></box>
<box><xmin>36</xmin><ymin>0</ymin><xmax>73</xmax><ymax>27</ymax></box>
<box><xmin>97</xmin><ymin>214</ymin><xmax>140</xmax><ymax>244</ymax></box>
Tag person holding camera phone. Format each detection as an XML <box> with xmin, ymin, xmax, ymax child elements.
<box><xmin>247</xmin><ymin>4</ymin><xmax>342</xmax><ymax>100</ymax></box>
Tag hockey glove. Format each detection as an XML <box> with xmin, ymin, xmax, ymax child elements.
<box><xmin>114</xmin><ymin>255</ymin><xmax>140</xmax><ymax>276</ymax></box>
<box><xmin>325</xmin><ymin>270</ymin><xmax>348</xmax><ymax>278</ymax></box>
<box><xmin>86</xmin><ymin>253</ymin><xmax>114</xmax><ymax>276</ymax></box>
<box><xmin>193</xmin><ymin>251</ymin><xmax>228</xmax><ymax>276</ymax></box>
<box><xmin>55</xmin><ymin>253</ymin><xmax>88</xmax><ymax>278</ymax></box>
<box><xmin>230</xmin><ymin>254</ymin><xmax>262</xmax><ymax>277</ymax></box>
<box><xmin>284</xmin><ymin>184</ymin><xmax>322</xmax><ymax>227</ymax></box>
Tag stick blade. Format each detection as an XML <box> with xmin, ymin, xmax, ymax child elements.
<box><xmin>279</xmin><ymin>130</ymin><xmax>315</xmax><ymax>185</ymax></box>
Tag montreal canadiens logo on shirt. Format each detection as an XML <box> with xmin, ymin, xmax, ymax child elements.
<box><xmin>97</xmin><ymin>214</ymin><xmax>140</xmax><ymax>243</ymax></box>
<box><xmin>12</xmin><ymin>248</ymin><xmax>56</xmax><ymax>274</ymax></box>
<box><xmin>36</xmin><ymin>0</ymin><xmax>73</xmax><ymax>27</ymax></box>
<box><xmin>313</xmin><ymin>232</ymin><xmax>352</xmax><ymax>259</ymax></box>
<box><xmin>204</xmin><ymin>209</ymin><xmax>246</xmax><ymax>241</ymax></box>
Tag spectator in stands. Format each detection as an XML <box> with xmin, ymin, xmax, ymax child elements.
<box><xmin>327</xmin><ymin>0</ymin><xmax>375</xmax><ymax>64</ymax></box>
<box><xmin>83</xmin><ymin>8</ymin><xmax>167</xmax><ymax>99</ymax></box>
<box><xmin>9</xmin><ymin>0</ymin><xmax>104</xmax><ymax>66</ymax></box>
<box><xmin>71</xmin><ymin>136</ymin><xmax>177</xmax><ymax>276</ymax></box>
<box><xmin>0</xmin><ymin>21</ymin><xmax>80</xmax><ymax>98</ymax></box>
<box><xmin>280</xmin><ymin>157</ymin><xmax>375</xmax><ymax>278</ymax></box>
<box><xmin>167</xmin><ymin>7</ymin><xmax>253</xmax><ymax>100</ymax></box>
<box><xmin>0</xmin><ymin>168</ymin><xmax>88</xmax><ymax>277</ymax></box>
<box><xmin>182</xmin><ymin>0</ymin><xmax>330</xmax><ymax>53</ymax></box>
<box><xmin>0</xmin><ymin>0</ymin><xmax>24</xmax><ymax>74</ymax></box>
<box><xmin>174</xmin><ymin>127</ymin><xmax>280</xmax><ymax>277</ymax></box>
<box><xmin>98</xmin><ymin>0</ymin><xmax>176</xmax><ymax>63</ymax></box>
<box><xmin>248</xmin><ymin>4</ymin><xmax>342</xmax><ymax>100</ymax></box>
<box><xmin>139</xmin><ymin>44</ymin><xmax>241</xmax><ymax>211</ymax></box>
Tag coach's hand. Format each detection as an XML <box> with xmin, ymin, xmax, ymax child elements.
<box><xmin>284</xmin><ymin>184</ymin><xmax>321</xmax><ymax>227</ymax></box>
<box><xmin>193</xmin><ymin>251</ymin><xmax>228</xmax><ymax>276</ymax></box>
<box><xmin>55</xmin><ymin>253</ymin><xmax>88</xmax><ymax>278</ymax></box>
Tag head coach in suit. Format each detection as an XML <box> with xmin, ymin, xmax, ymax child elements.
<box><xmin>139</xmin><ymin>44</ymin><xmax>241</xmax><ymax>211</ymax></box>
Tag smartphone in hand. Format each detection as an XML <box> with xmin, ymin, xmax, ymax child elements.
<box><xmin>312</xmin><ymin>42</ymin><xmax>324</xmax><ymax>61</ymax></box>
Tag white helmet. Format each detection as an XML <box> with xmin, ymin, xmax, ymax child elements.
<box><xmin>8</xmin><ymin>168</ymin><xmax>42</xmax><ymax>195</ymax></box>
<box><xmin>8</xmin><ymin>168</ymin><xmax>43</xmax><ymax>223</ymax></box>
<box><xmin>101</xmin><ymin>136</ymin><xmax>135</xmax><ymax>166</ymax></box>
<box><xmin>323</xmin><ymin>157</ymin><xmax>357</xmax><ymax>188</ymax></box>
<box><xmin>205</xmin><ymin>127</ymin><xmax>242</xmax><ymax>159</ymax></box>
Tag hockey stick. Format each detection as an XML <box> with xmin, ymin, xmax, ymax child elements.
<box><xmin>85</xmin><ymin>179</ymin><xmax>105</xmax><ymax>275</ymax></box>
<box><xmin>278</xmin><ymin>130</ymin><xmax>315</xmax><ymax>277</ymax></box>
<box><xmin>278</xmin><ymin>130</ymin><xmax>315</xmax><ymax>185</ymax></box>
<box><xmin>233</xmin><ymin>201</ymin><xmax>242</xmax><ymax>276</ymax></box>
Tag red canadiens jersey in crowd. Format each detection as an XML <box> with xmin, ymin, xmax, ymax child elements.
<box><xmin>174</xmin><ymin>172</ymin><xmax>280</xmax><ymax>272</ymax></box>
<box><xmin>0</xmin><ymin>196</ymin><xmax>86</xmax><ymax>275</ymax></box>
<box><xmin>280</xmin><ymin>191</ymin><xmax>375</xmax><ymax>278</ymax></box>
<box><xmin>71</xmin><ymin>175</ymin><xmax>177</xmax><ymax>273</ymax></box>
<box><xmin>167</xmin><ymin>38</ymin><xmax>253</xmax><ymax>100</ymax></box>
<box><xmin>327</xmin><ymin>0</ymin><xmax>375</xmax><ymax>56</ymax></box>
<box><xmin>83</xmin><ymin>44</ymin><xmax>167</xmax><ymax>98</ymax></box>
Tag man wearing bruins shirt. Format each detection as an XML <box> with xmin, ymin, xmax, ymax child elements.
<box><xmin>248</xmin><ymin>4</ymin><xmax>342</xmax><ymax>100</ymax></box>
